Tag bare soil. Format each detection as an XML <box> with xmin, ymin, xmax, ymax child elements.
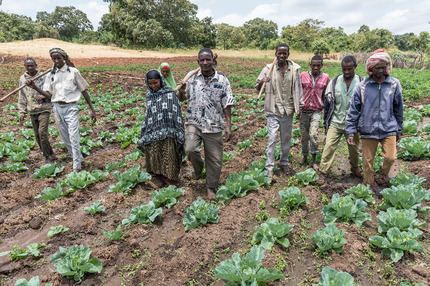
<box><xmin>0</xmin><ymin>40</ymin><xmax>429</xmax><ymax>286</ymax></box>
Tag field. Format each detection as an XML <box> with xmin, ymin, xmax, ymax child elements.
<box><xmin>0</xmin><ymin>42</ymin><xmax>430</xmax><ymax>286</ymax></box>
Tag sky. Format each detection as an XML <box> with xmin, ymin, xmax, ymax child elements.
<box><xmin>1</xmin><ymin>0</ymin><xmax>429</xmax><ymax>35</ymax></box>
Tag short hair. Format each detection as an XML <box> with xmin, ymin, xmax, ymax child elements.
<box><xmin>276</xmin><ymin>43</ymin><xmax>289</xmax><ymax>53</ymax></box>
<box><xmin>311</xmin><ymin>55</ymin><xmax>323</xmax><ymax>64</ymax></box>
<box><xmin>24</xmin><ymin>57</ymin><xmax>36</xmax><ymax>65</ymax></box>
<box><xmin>342</xmin><ymin>55</ymin><xmax>357</xmax><ymax>66</ymax></box>
<box><xmin>198</xmin><ymin>48</ymin><xmax>214</xmax><ymax>59</ymax></box>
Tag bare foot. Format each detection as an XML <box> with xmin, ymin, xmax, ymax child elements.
<box><xmin>312</xmin><ymin>163</ymin><xmax>319</xmax><ymax>170</ymax></box>
<box><xmin>207</xmin><ymin>188</ymin><xmax>216</xmax><ymax>200</ymax></box>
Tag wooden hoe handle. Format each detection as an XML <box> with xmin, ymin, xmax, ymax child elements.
<box><xmin>1</xmin><ymin>69</ymin><xmax>52</xmax><ymax>102</ymax></box>
<box><xmin>258</xmin><ymin>57</ymin><xmax>277</xmax><ymax>99</ymax></box>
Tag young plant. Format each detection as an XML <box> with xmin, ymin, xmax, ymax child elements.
<box><xmin>214</xmin><ymin>245</ymin><xmax>284</xmax><ymax>285</ymax></box>
<box><xmin>109</xmin><ymin>165</ymin><xmax>152</xmax><ymax>195</ymax></box>
<box><xmin>313</xmin><ymin>266</ymin><xmax>358</xmax><ymax>286</ymax></box>
<box><xmin>398</xmin><ymin>137</ymin><xmax>430</xmax><ymax>160</ymax></box>
<box><xmin>369</xmin><ymin>227</ymin><xmax>423</xmax><ymax>263</ymax></box>
<box><xmin>378</xmin><ymin>184</ymin><xmax>429</xmax><ymax>215</ymax></box>
<box><xmin>35</xmin><ymin>183</ymin><xmax>73</xmax><ymax>201</ymax></box>
<box><xmin>216</xmin><ymin>172</ymin><xmax>260</xmax><ymax>201</ymax></box>
<box><xmin>14</xmin><ymin>276</ymin><xmax>52</xmax><ymax>286</ymax></box>
<box><xmin>402</xmin><ymin>120</ymin><xmax>419</xmax><ymax>135</ymax></box>
<box><xmin>83</xmin><ymin>200</ymin><xmax>106</xmax><ymax>214</ymax></box>
<box><xmin>122</xmin><ymin>201</ymin><xmax>162</xmax><ymax>226</ymax></box>
<box><xmin>0</xmin><ymin>243</ymin><xmax>45</xmax><ymax>261</ymax></box>
<box><xmin>0</xmin><ymin>162</ymin><xmax>28</xmax><ymax>172</ymax></box>
<box><xmin>150</xmin><ymin>185</ymin><xmax>185</xmax><ymax>208</ymax></box>
<box><xmin>32</xmin><ymin>163</ymin><xmax>64</xmax><ymax>179</ymax></box>
<box><xmin>294</xmin><ymin>168</ymin><xmax>319</xmax><ymax>186</ymax></box>
<box><xmin>50</xmin><ymin>245</ymin><xmax>103</xmax><ymax>283</ymax></box>
<box><xmin>389</xmin><ymin>173</ymin><xmax>426</xmax><ymax>187</ymax></box>
<box><xmin>322</xmin><ymin>193</ymin><xmax>371</xmax><ymax>226</ymax></box>
<box><xmin>183</xmin><ymin>198</ymin><xmax>220</xmax><ymax>231</ymax></box>
<box><xmin>105</xmin><ymin>161</ymin><xmax>127</xmax><ymax>172</ymax></box>
<box><xmin>252</xmin><ymin>218</ymin><xmax>294</xmax><ymax>249</ymax></box>
<box><xmin>47</xmin><ymin>225</ymin><xmax>69</xmax><ymax>237</ymax></box>
<box><xmin>243</xmin><ymin>170</ymin><xmax>271</xmax><ymax>187</ymax></box>
<box><xmin>345</xmin><ymin>184</ymin><xmax>375</xmax><ymax>204</ymax></box>
<box><xmin>377</xmin><ymin>207</ymin><xmax>426</xmax><ymax>234</ymax></box>
<box><xmin>124</xmin><ymin>148</ymin><xmax>144</xmax><ymax>162</ymax></box>
<box><xmin>311</xmin><ymin>224</ymin><xmax>347</xmax><ymax>255</ymax></box>
<box><xmin>59</xmin><ymin>170</ymin><xmax>98</xmax><ymax>190</ymax></box>
<box><xmin>278</xmin><ymin>186</ymin><xmax>309</xmax><ymax>211</ymax></box>
<box><xmin>102</xmin><ymin>225</ymin><xmax>128</xmax><ymax>241</ymax></box>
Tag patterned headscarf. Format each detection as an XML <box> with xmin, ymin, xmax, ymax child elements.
<box><xmin>158</xmin><ymin>62</ymin><xmax>177</xmax><ymax>89</ymax></box>
<box><xmin>49</xmin><ymin>47</ymin><xmax>75</xmax><ymax>68</ymax></box>
<box><xmin>366</xmin><ymin>49</ymin><xmax>392</xmax><ymax>75</ymax></box>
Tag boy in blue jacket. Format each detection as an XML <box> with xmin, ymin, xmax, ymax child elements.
<box><xmin>346</xmin><ymin>49</ymin><xmax>403</xmax><ymax>188</ymax></box>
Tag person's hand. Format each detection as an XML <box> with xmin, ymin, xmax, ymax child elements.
<box><xmin>19</xmin><ymin>114</ymin><xmax>25</xmax><ymax>126</ymax></box>
<box><xmin>262</xmin><ymin>76</ymin><xmax>271</xmax><ymax>83</ymax></box>
<box><xmin>91</xmin><ymin>111</ymin><xmax>97</xmax><ymax>123</ymax></box>
<box><xmin>346</xmin><ymin>136</ymin><xmax>355</xmax><ymax>146</ymax></box>
<box><xmin>396</xmin><ymin>133</ymin><xmax>401</xmax><ymax>143</ymax></box>
<box><xmin>224</xmin><ymin>126</ymin><xmax>232</xmax><ymax>141</ymax></box>
<box><xmin>35</xmin><ymin>94</ymin><xmax>45</xmax><ymax>102</ymax></box>
<box><xmin>25</xmin><ymin>79</ymin><xmax>36</xmax><ymax>89</ymax></box>
<box><xmin>296</xmin><ymin>111</ymin><xmax>302</xmax><ymax>120</ymax></box>
<box><xmin>178</xmin><ymin>80</ymin><xmax>186</xmax><ymax>92</ymax></box>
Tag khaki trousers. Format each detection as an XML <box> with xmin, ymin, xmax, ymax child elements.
<box><xmin>185</xmin><ymin>125</ymin><xmax>223</xmax><ymax>189</ymax></box>
<box><xmin>319</xmin><ymin>126</ymin><xmax>359</xmax><ymax>174</ymax></box>
<box><xmin>361</xmin><ymin>136</ymin><xmax>397</xmax><ymax>185</ymax></box>
<box><xmin>30</xmin><ymin>112</ymin><xmax>54</xmax><ymax>158</ymax></box>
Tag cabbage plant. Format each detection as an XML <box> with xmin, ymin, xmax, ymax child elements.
<box><xmin>322</xmin><ymin>194</ymin><xmax>371</xmax><ymax>226</ymax></box>
<box><xmin>311</xmin><ymin>224</ymin><xmax>347</xmax><ymax>255</ymax></box>
<box><xmin>252</xmin><ymin>218</ymin><xmax>294</xmax><ymax>249</ymax></box>
<box><xmin>313</xmin><ymin>266</ymin><xmax>358</xmax><ymax>286</ymax></box>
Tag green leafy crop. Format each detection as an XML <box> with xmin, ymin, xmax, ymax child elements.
<box><xmin>313</xmin><ymin>266</ymin><xmax>358</xmax><ymax>286</ymax></box>
<box><xmin>378</xmin><ymin>184</ymin><xmax>429</xmax><ymax>215</ymax></box>
<box><xmin>345</xmin><ymin>184</ymin><xmax>375</xmax><ymax>204</ymax></box>
<box><xmin>47</xmin><ymin>225</ymin><xmax>69</xmax><ymax>238</ymax></box>
<box><xmin>278</xmin><ymin>186</ymin><xmax>309</xmax><ymax>211</ymax></box>
<box><xmin>0</xmin><ymin>243</ymin><xmax>45</xmax><ymax>262</ymax></box>
<box><xmin>50</xmin><ymin>245</ymin><xmax>103</xmax><ymax>283</ymax></box>
<box><xmin>102</xmin><ymin>225</ymin><xmax>128</xmax><ymax>241</ymax></box>
<box><xmin>33</xmin><ymin>163</ymin><xmax>64</xmax><ymax>179</ymax></box>
<box><xmin>214</xmin><ymin>245</ymin><xmax>284</xmax><ymax>286</ymax></box>
<box><xmin>0</xmin><ymin>162</ymin><xmax>28</xmax><ymax>172</ymax></box>
<box><xmin>35</xmin><ymin>183</ymin><xmax>73</xmax><ymax>201</ymax></box>
<box><xmin>252</xmin><ymin>218</ymin><xmax>294</xmax><ymax>249</ymax></box>
<box><xmin>122</xmin><ymin>201</ymin><xmax>162</xmax><ymax>226</ymax></box>
<box><xmin>14</xmin><ymin>276</ymin><xmax>52</xmax><ymax>286</ymax></box>
<box><xmin>216</xmin><ymin>172</ymin><xmax>260</xmax><ymax>201</ymax></box>
<box><xmin>183</xmin><ymin>198</ymin><xmax>219</xmax><ymax>231</ymax></box>
<box><xmin>322</xmin><ymin>193</ymin><xmax>371</xmax><ymax>226</ymax></box>
<box><xmin>59</xmin><ymin>170</ymin><xmax>98</xmax><ymax>190</ymax></box>
<box><xmin>369</xmin><ymin>227</ymin><xmax>423</xmax><ymax>262</ymax></box>
<box><xmin>294</xmin><ymin>168</ymin><xmax>319</xmax><ymax>186</ymax></box>
<box><xmin>389</xmin><ymin>173</ymin><xmax>426</xmax><ymax>187</ymax></box>
<box><xmin>109</xmin><ymin>165</ymin><xmax>151</xmax><ymax>195</ymax></box>
<box><xmin>150</xmin><ymin>185</ymin><xmax>185</xmax><ymax>209</ymax></box>
<box><xmin>377</xmin><ymin>207</ymin><xmax>425</xmax><ymax>234</ymax></box>
<box><xmin>398</xmin><ymin>137</ymin><xmax>430</xmax><ymax>160</ymax></box>
<box><xmin>311</xmin><ymin>224</ymin><xmax>347</xmax><ymax>255</ymax></box>
<box><xmin>83</xmin><ymin>200</ymin><xmax>106</xmax><ymax>214</ymax></box>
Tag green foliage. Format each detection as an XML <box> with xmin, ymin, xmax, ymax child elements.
<box><xmin>252</xmin><ymin>218</ymin><xmax>294</xmax><ymax>249</ymax></box>
<box><xmin>216</xmin><ymin>171</ymin><xmax>261</xmax><ymax>201</ymax></box>
<box><xmin>109</xmin><ymin>165</ymin><xmax>152</xmax><ymax>195</ymax></box>
<box><xmin>369</xmin><ymin>227</ymin><xmax>423</xmax><ymax>262</ymax></box>
<box><xmin>313</xmin><ymin>266</ymin><xmax>358</xmax><ymax>286</ymax></box>
<box><xmin>0</xmin><ymin>162</ymin><xmax>28</xmax><ymax>172</ymax></box>
<box><xmin>150</xmin><ymin>185</ymin><xmax>185</xmax><ymax>209</ymax></box>
<box><xmin>223</xmin><ymin>153</ymin><xmax>233</xmax><ymax>163</ymax></box>
<box><xmin>35</xmin><ymin>183</ymin><xmax>71</xmax><ymax>201</ymax></box>
<box><xmin>254</xmin><ymin>126</ymin><xmax>268</xmax><ymax>138</ymax></box>
<box><xmin>83</xmin><ymin>200</ymin><xmax>106</xmax><ymax>214</ymax></box>
<box><xmin>237</xmin><ymin>137</ymin><xmax>254</xmax><ymax>150</ymax></box>
<box><xmin>19</xmin><ymin>128</ymin><xmax>35</xmax><ymax>139</ymax></box>
<box><xmin>14</xmin><ymin>276</ymin><xmax>52</xmax><ymax>286</ymax></box>
<box><xmin>402</xmin><ymin>121</ymin><xmax>419</xmax><ymax>135</ymax></box>
<box><xmin>311</xmin><ymin>224</ymin><xmax>347</xmax><ymax>255</ymax></box>
<box><xmin>124</xmin><ymin>148</ymin><xmax>144</xmax><ymax>162</ymax></box>
<box><xmin>0</xmin><ymin>243</ymin><xmax>45</xmax><ymax>261</ymax></box>
<box><xmin>50</xmin><ymin>245</ymin><xmax>103</xmax><ymax>283</ymax></box>
<box><xmin>47</xmin><ymin>225</ymin><xmax>69</xmax><ymax>238</ymax></box>
<box><xmin>311</xmin><ymin>40</ymin><xmax>330</xmax><ymax>55</ymax></box>
<box><xmin>79</xmin><ymin>126</ymin><xmax>92</xmax><ymax>136</ymax></box>
<box><xmin>345</xmin><ymin>184</ymin><xmax>375</xmax><ymax>204</ymax></box>
<box><xmin>32</xmin><ymin>163</ymin><xmax>64</xmax><ymax>178</ymax></box>
<box><xmin>419</xmin><ymin>104</ymin><xmax>430</xmax><ymax>116</ymax></box>
<box><xmin>278</xmin><ymin>186</ymin><xmax>309</xmax><ymax>211</ymax></box>
<box><xmin>377</xmin><ymin>207</ymin><xmax>425</xmax><ymax>234</ymax></box>
<box><xmin>102</xmin><ymin>225</ymin><xmax>128</xmax><ymax>241</ymax></box>
<box><xmin>105</xmin><ymin>161</ymin><xmax>127</xmax><ymax>172</ymax></box>
<box><xmin>294</xmin><ymin>168</ymin><xmax>319</xmax><ymax>185</ymax></box>
<box><xmin>59</xmin><ymin>170</ymin><xmax>98</xmax><ymax>190</ymax></box>
<box><xmin>122</xmin><ymin>201</ymin><xmax>162</xmax><ymax>226</ymax></box>
<box><xmin>403</xmin><ymin>108</ymin><xmax>423</xmax><ymax>123</ymax></box>
<box><xmin>322</xmin><ymin>193</ymin><xmax>371</xmax><ymax>226</ymax></box>
<box><xmin>98</xmin><ymin>130</ymin><xmax>115</xmax><ymax>142</ymax></box>
<box><xmin>183</xmin><ymin>198</ymin><xmax>219</xmax><ymax>231</ymax></box>
<box><xmin>398</xmin><ymin>137</ymin><xmax>430</xmax><ymax>160</ymax></box>
<box><xmin>90</xmin><ymin>169</ymin><xmax>109</xmax><ymax>181</ymax></box>
<box><xmin>422</xmin><ymin>124</ymin><xmax>430</xmax><ymax>134</ymax></box>
<box><xmin>378</xmin><ymin>184</ymin><xmax>429</xmax><ymax>215</ymax></box>
<box><xmin>214</xmin><ymin>245</ymin><xmax>284</xmax><ymax>285</ymax></box>
<box><xmin>390</xmin><ymin>173</ymin><xmax>426</xmax><ymax>187</ymax></box>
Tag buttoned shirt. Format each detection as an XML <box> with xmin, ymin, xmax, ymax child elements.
<box><xmin>331</xmin><ymin>74</ymin><xmax>360</xmax><ymax>130</ymax></box>
<box><xmin>43</xmin><ymin>65</ymin><xmax>89</xmax><ymax>103</ymax></box>
<box><xmin>184</xmin><ymin>70</ymin><xmax>235</xmax><ymax>133</ymax></box>
<box><xmin>271</xmin><ymin>63</ymin><xmax>294</xmax><ymax>116</ymax></box>
<box><xmin>301</xmin><ymin>71</ymin><xmax>329</xmax><ymax>111</ymax></box>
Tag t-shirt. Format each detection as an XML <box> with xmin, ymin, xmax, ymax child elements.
<box><xmin>331</xmin><ymin>74</ymin><xmax>360</xmax><ymax>130</ymax></box>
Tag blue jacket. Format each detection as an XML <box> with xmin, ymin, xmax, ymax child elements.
<box><xmin>346</xmin><ymin>75</ymin><xmax>403</xmax><ymax>139</ymax></box>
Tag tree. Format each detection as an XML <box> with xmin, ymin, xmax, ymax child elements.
<box><xmin>311</xmin><ymin>40</ymin><xmax>330</xmax><ymax>56</ymax></box>
<box><xmin>281</xmin><ymin>18</ymin><xmax>324</xmax><ymax>51</ymax></box>
<box><xmin>350</xmin><ymin>27</ymin><xmax>393</xmax><ymax>52</ymax></box>
<box><xmin>0</xmin><ymin>12</ymin><xmax>34</xmax><ymax>42</ymax></box>
<box><xmin>36</xmin><ymin>6</ymin><xmax>93</xmax><ymax>41</ymax></box>
<box><xmin>320</xmin><ymin>27</ymin><xmax>352</xmax><ymax>52</ymax></box>
<box><xmin>193</xmin><ymin>17</ymin><xmax>217</xmax><ymax>49</ymax></box>
<box><xmin>33</xmin><ymin>22</ymin><xmax>59</xmax><ymax>39</ymax></box>
<box><xmin>243</xmin><ymin>18</ymin><xmax>277</xmax><ymax>48</ymax></box>
<box><xmin>217</xmin><ymin>23</ymin><xmax>234</xmax><ymax>50</ymax></box>
<box><xmin>394</xmin><ymin>33</ymin><xmax>416</xmax><ymax>51</ymax></box>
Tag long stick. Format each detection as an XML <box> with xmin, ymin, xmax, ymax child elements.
<box><xmin>0</xmin><ymin>69</ymin><xmax>52</xmax><ymax>102</ymax></box>
<box><xmin>257</xmin><ymin>57</ymin><xmax>277</xmax><ymax>99</ymax></box>
<box><xmin>174</xmin><ymin>67</ymin><xmax>200</xmax><ymax>92</ymax></box>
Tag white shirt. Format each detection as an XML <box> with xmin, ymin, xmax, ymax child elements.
<box><xmin>43</xmin><ymin>64</ymin><xmax>89</xmax><ymax>103</ymax></box>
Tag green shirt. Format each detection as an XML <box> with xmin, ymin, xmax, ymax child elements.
<box><xmin>331</xmin><ymin>74</ymin><xmax>360</xmax><ymax>130</ymax></box>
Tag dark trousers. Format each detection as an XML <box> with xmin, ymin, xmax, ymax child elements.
<box><xmin>30</xmin><ymin>112</ymin><xmax>53</xmax><ymax>157</ymax></box>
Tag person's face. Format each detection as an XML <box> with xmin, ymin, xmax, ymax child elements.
<box><xmin>310</xmin><ymin>60</ymin><xmax>323</xmax><ymax>76</ymax></box>
<box><xmin>275</xmin><ymin>47</ymin><xmax>289</xmax><ymax>64</ymax></box>
<box><xmin>148</xmin><ymin>79</ymin><xmax>161</xmax><ymax>91</ymax></box>
<box><xmin>51</xmin><ymin>53</ymin><xmax>65</xmax><ymax>69</ymax></box>
<box><xmin>341</xmin><ymin>61</ymin><xmax>357</xmax><ymax>80</ymax></box>
<box><xmin>197</xmin><ymin>52</ymin><xmax>214</xmax><ymax>74</ymax></box>
<box><xmin>24</xmin><ymin>61</ymin><xmax>37</xmax><ymax>76</ymax></box>
<box><xmin>161</xmin><ymin>67</ymin><xmax>169</xmax><ymax>78</ymax></box>
<box><xmin>371</xmin><ymin>62</ymin><xmax>388</xmax><ymax>79</ymax></box>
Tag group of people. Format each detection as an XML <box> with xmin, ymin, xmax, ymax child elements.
<box><xmin>18</xmin><ymin>44</ymin><xmax>403</xmax><ymax>198</ymax></box>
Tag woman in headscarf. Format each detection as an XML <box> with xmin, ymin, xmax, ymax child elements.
<box><xmin>158</xmin><ymin>62</ymin><xmax>177</xmax><ymax>89</ymax></box>
<box><xmin>138</xmin><ymin>69</ymin><xmax>185</xmax><ymax>186</ymax></box>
